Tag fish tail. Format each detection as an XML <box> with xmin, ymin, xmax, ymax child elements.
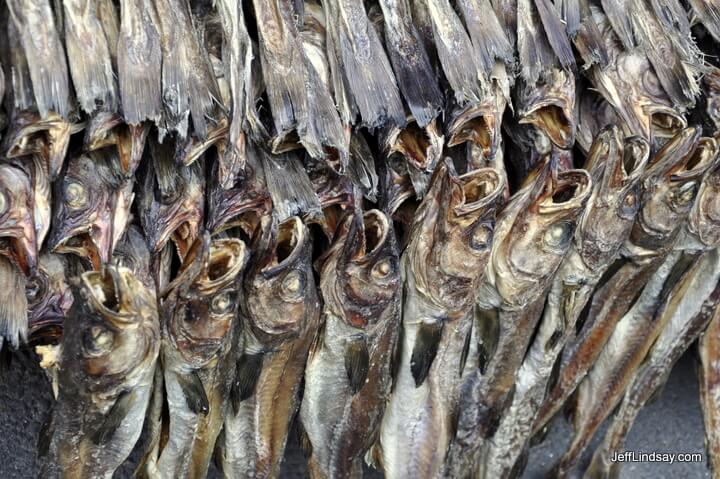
<box><xmin>570</xmin><ymin>0</ymin><xmax>609</xmax><ymax>67</ymax></box>
<box><xmin>600</xmin><ymin>0</ymin><xmax>635</xmax><ymax>49</ymax></box>
<box><xmin>0</xmin><ymin>258</ymin><xmax>28</xmax><ymax>348</ymax></box>
<box><xmin>533</xmin><ymin>0</ymin><xmax>577</xmax><ymax>73</ymax></box>
<box><xmin>62</xmin><ymin>0</ymin><xmax>118</xmax><ymax>113</ymax></box>
<box><xmin>458</xmin><ymin>0</ymin><xmax>514</xmax><ymax>76</ymax></box>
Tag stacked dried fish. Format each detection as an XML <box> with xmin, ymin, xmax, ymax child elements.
<box><xmin>1</xmin><ymin>1</ymin><xmax>720</xmax><ymax>478</ymax></box>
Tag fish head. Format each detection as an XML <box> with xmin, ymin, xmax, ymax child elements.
<box><xmin>579</xmin><ymin>129</ymin><xmax>650</xmax><ymax>267</ymax></box>
<box><xmin>84</xmin><ymin>112</ymin><xmax>149</xmax><ymax>177</ymax></box>
<box><xmin>245</xmin><ymin>216</ymin><xmax>316</xmax><ymax>342</ymax></box>
<box><xmin>207</xmin><ymin>155</ymin><xmax>272</xmax><ymax>239</ymax></box>
<box><xmin>306</xmin><ymin>157</ymin><xmax>357</xmax><ymax>238</ymax></box>
<box><xmin>384</xmin><ymin>117</ymin><xmax>444</xmax><ymax>173</ymax></box>
<box><xmin>139</xmin><ymin>139</ymin><xmax>204</xmax><ymax>261</ymax></box>
<box><xmin>112</xmin><ymin>226</ymin><xmax>155</xmax><ymax>291</ymax></box>
<box><xmin>0</xmin><ymin>162</ymin><xmax>38</xmax><ymax>275</ymax></box>
<box><xmin>448</xmin><ymin>96</ymin><xmax>505</xmax><ymax>160</ymax></box>
<box><xmin>500</xmin><ymin>165</ymin><xmax>592</xmax><ymax>304</ymax></box>
<box><xmin>517</xmin><ymin>70</ymin><xmax>576</xmax><ymax>149</ymax></box>
<box><xmin>322</xmin><ymin>209</ymin><xmax>400</xmax><ymax>328</ymax></box>
<box><xmin>686</xmin><ymin>159</ymin><xmax>720</xmax><ymax>248</ymax></box>
<box><xmin>407</xmin><ymin>160</ymin><xmax>504</xmax><ymax>313</ymax></box>
<box><xmin>27</xmin><ymin>254</ymin><xmax>73</xmax><ymax>344</ymax></box>
<box><xmin>164</xmin><ymin>235</ymin><xmax>247</xmax><ymax>366</ymax></box>
<box><xmin>48</xmin><ymin>152</ymin><xmax>119</xmax><ymax>269</ymax></box>
<box><xmin>176</xmin><ymin>120</ymin><xmax>229</xmax><ymax>167</ymax></box>
<box><xmin>631</xmin><ymin>128</ymin><xmax>716</xmax><ymax>249</ymax></box>
<box><xmin>69</xmin><ymin>265</ymin><xmax>159</xmax><ymax>391</ymax></box>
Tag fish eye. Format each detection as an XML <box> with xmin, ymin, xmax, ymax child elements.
<box><xmin>82</xmin><ymin>325</ymin><xmax>115</xmax><ymax>357</ymax></box>
<box><xmin>210</xmin><ymin>291</ymin><xmax>235</xmax><ymax>315</ymax></box>
<box><xmin>619</xmin><ymin>192</ymin><xmax>639</xmax><ymax>218</ymax></box>
<box><xmin>469</xmin><ymin>223</ymin><xmax>494</xmax><ymax>251</ymax></box>
<box><xmin>281</xmin><ymin>270</ymin><xmax>305</xmax><ymax>299</ymax></box>
<box><xmin>0</xmin><ymin>191</ymin><xmax>7</xmax><ymax>216</ymax></box>
<box><xmin>543</xmin><ymin>221</ymin><xmax>574</xmax><ymax>252</ymax></box>
<box><xmin>65</xmin><ymin>182</ymin><xmax>88</xmax><ymax>209</ymax></box>
<box><xmin>371</xmin><ymin>259</ymin><xmax>395</xmax><ymax>279</ymax></box>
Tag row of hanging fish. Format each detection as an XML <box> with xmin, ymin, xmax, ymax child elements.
<box><xmin>2</xmin><ymin>0</ymin><xmax>720</xmax><ymax>478</ymax></box>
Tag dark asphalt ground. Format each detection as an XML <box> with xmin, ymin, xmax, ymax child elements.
<box><xmin>0</xmin><ymin>350</ymin><xmax>710</xmax><ymax>478</ymax></box>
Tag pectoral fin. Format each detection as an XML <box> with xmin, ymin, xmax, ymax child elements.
<box><xmin>345</xmin><ymin>336</ymin><xmax>370</xmax><ymax>395</ymax></box>
<box><xmin>178</xmin><ymin>371</ymin><xmax>209</xmax><ymax>416</ymax></box>
<box><xmin>230</xmin><ymin>352</ymin><xmax>264</xmax><ymax>414</ymax></box>
<box><xmin>410</xmin><ymin>321</ymin><xmax>444</xmax><ymax>386</ymax></box>
<box><xmin>92</xmin><ymin>390</ymin><xmax>135</xmax><ymax>444</ymax></box>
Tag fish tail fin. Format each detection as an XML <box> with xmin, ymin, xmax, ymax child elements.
<box><xmin>337</xmin><ymin>14</ymin><xmax>405</xmax><ymax>127</ymax></box>
<box><xmin>533</xmin><ymin>0</ymin><xmax>577</xmax><ymax>73</ymax></box>
<box><xmin>571</xmin><ymin>0</ymin><xmax>609</xmax><ymax>67</ymax></box>
<box><xmin>62</xmin><ymin>0</ymin><xmax>117</xmax><ymax>113</ymax></box>
<box><xmin>600</xmin><ymin>0</ymin><xmax>636</xmax><ymax>49</ymax></box>
<box><xmin>459</xmin><ymin>0</ymin><xmax>514</xmax><ymax>76</ymax></box>
<box><xmin>0</xmin><ymin>258</ymin><xmax>28</xmax><ymax>349</ymax></box>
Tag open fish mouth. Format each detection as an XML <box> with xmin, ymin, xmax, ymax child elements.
<box><xmin>648</xmin><ymin>107</ymin><xmax>686</xmax><ymax>139</ymax></box>
<box><xmin>447</xmin><ymin>104</ymin><xmax>500</xmax><ymax>157</ymax></box>
<box><xmin>385</xmin><ymin>118</ymin><xmax>444</xmax><ymax>172</ymax></box>
<box><xmin>52</xmin><ymin>230</ymin><xmax>110</xmax><ymax>270</ymax></box>
<box><xmin>519</xmin><ymin>101</ymin><xmax>574</xmax><ymax>149</ymax></box>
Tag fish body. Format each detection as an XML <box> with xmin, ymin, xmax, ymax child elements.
<box><xmin>446</xmin><ymin>161</ymin><xmax>592</xmax><ymax>476</ymax></box>
<box><xmin>379</xmin><ymin>161</ymin><xmax>505</xmax><ymax>478</ymax></box>
<box><xmin>700</xmin><ymin>264</ymin><xmax>720</xmax><ymax>477</ymax></box>
<box><xmin>301</xmin><ymin>210</ymin><xmax>401</xmax><ymax>478</ymax></box>
<box><xmin>156</xmin><ymin>235</ymin><xmax>248</xmax><ymax>478</ymax></box>
<box><xmin>587</xmin><ymin>248</ymin><xmax>720</xmax><ymax>478</ymax></box>
<box><xmin>39</xmin><ymin>265</ymin><xmax>160</xmax><ymax>478</ymax></box>
<box><xmin>219</xmin><ymin>217</ymin><xmax>320</xmax><ymax>479</ymax></box>
<box><xmin>481</xmin><ymin>129</ymin><xmax>649</xmax><ymax>479</ymax></box>
<box><xmin>534</xmin><ymin>128</ymin><xmax>716</xmax><ymax>437</ymax></box>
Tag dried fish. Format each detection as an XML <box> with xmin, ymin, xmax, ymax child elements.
<box><xmin>27</xmin><ymin>253</ymin><xmax>73</xmax><ymax>344</ymax></box>
<box><xmin>155</xmin><ymin>235</ymin><xmax>248</xmax><ymax>478</ymax></box>
<box><xmin>301</xmin><ymin>210</ymin><xmax>400</xmax><ymax>478</ymax></box>
<box><xmin>219</xmin><ymin>216</ymin><xmax>320</xmax><ymax>479</ymax></box>
<box><xmin>39</xmin><ymin>265</ymin><xmax>160</xmax><ymax>478</ymax></box>
<box><xmin>700</xmin><ymin>266</ymin><xmax>720</xmax><ymax>477</ymax></box>
<box><xmin>379</xmin><ymin>161</ymin><xmax>505</xmax><ymax>478</ymax></box>
<box><xmin>481</xmin><ymin>128</ymin><xmax>649</xmax><ymax>479</ymax></box>
<box><xmin>447</xmin><ymin>161</ymin><xmax>592</xmax><ymax>476</ymax></box>
<box><xmin>0</xmin><ymin>161</ymin><xmax>39</xmax><ymax>275</ymax></box>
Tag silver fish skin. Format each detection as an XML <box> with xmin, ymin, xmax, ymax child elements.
<box><xmin>219</xmin><ymin>216</ymin><xmax>320</xmax><ymax>479</ymax></box>
<box><xmin>588</xmin><ymin>9</ymin><xmax>686</xmax><ymax>144</ymax></box>
<box><xmin>6</xmin><ymin>0</ymin><xmax>72</xmax><ymax>118</ymax></box>
<box><xmin>587</xmin><ymin>249</ymin><xmax>720</xmax><ymax>479</ymax></box>
<box><xmin>154</xmin><ymin>0</ymin><xmax>223</xmax><ymax>139</ymax></box>
<box><xmin>301</xmin><ymin>210</ymin><xmax>401</xmax><ymax>479</ymax></box>
<box><xmin>379</xmin><ymin>161</ymin><xmax>505</xmax><ymax>479</ymax></box>
<box><xmin>253</xmin><ymin>0</ymin><xmax>348</xmax><ymax>163</ymax></box>
<box><xmin>378</xmin><ymin>0</ymin><xmax>444</xmax><ymax>127</ymax></box>
<box><xmin>446</xmin><ymin>161</ymin><xmax>592</xmax><ymax>477</ymax></box>
<box><xmin>62</xmin><ymin>0</ymin><xmax>117</xmax><ymax>114</ymax></box>
<box><xmin>117</xmin><ymin>0</ymin><xmax>162</xmax><ymax>125</ymax></box>
<box><xmin>155</xmin><ymin>235</ymin><xmax>248</xmax><ymax>479</ymax></box>
<box><xmin>481</xmin><ymin>129</ymin><xmax>649</xmax><ymax>479</ymax></box>
<box><xmin>323</xmin><ymin>0</ymin><xmax>405</xmax><ymax>128</ymax></box>
<box><xmin>700</xmin><ymin>264</ymin><xmax>720</xmax><ymax>477</ymax></box>
<box><xmin>533</xmin><ymin>127</ymin><xmax>715</xmax><ymax>436</ymax></box>
<box><xmin>39</xmin><ymin>265</ymin><xmax>160</xmax><ymax>479</ymax></box>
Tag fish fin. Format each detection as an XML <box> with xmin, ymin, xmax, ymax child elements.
<box><xmin>297</xmin><ymin>420</ymin><xmax>313</xmax><ymax>457</ymax></box>
<box><xmin>0</xmin><ymin>258</ymin><xmax>28</xmax><ymax>349</ymax></box>
<box><xmin>92</xmin><ymin>390</ymin><xmax>136</xmax><ymax>444</ymax></box>
<box><xmin>410</xmin><ymin>321</ymin><xmax>444</xmax><ymax>386</ymax></box>
<box><xmin>533</xmin><ymin>0</ymin><xmax>577</xmax><ymax>73</ymax></box>
<box><xmin>178</xmin><ymin>371</ymin><xmax>209</xmax><ymax>416</ymax></box>
<box><xmin>571</xmin><ymin>0</ymin><xmax>609</xmax><ymax>67</ymax></box>
<box><xmin>231</xmin><ymin>352</ymin><xmax>264</xmax><ymax>413</ymax></box>
<box><xmin>347</xmin><ymin>133</ymin><xmax>379</xmax><ymax>201</ymax></box>
<box><xmin>475</xmin><ymin>306</ymin><xmax>500</xmax><ymax>374</ymax></box>
<box><xmin>37</xmin><ymin>412</ymin><xmax>54</xmax><ymax>458</ymax></box>
<box><xmin>259</xmin><ymin>148</ymin><xmax>322</xmax><ymax>222</ymax></box>
<box><xmin>600</xmin><ymin>0</ymin><xmax>636</xmax><ymax>50</ymax></box>
<box><xmin>344</xmin><ymin>336</ymin><xmax>370</xmax><ymax>395</ymax></box>
<box><xmin>458</xmin><ymin>0</ymin><xmax>514</xmax><ymax>76</ymax></box>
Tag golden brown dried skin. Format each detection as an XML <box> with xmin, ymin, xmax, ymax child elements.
<box><xmin>587</xmin><ymin>250</ymin><xmax>720</xmax><ymax>479</ymax></box>
<box><xmin>156</xmin><ymin>236</ymin><xmax>248</xmax><ymax>479</ymax></box>
<box><xmin>533</xmin><ymin>128</ymin><xmax>717</xmax><ymax>437</ymax></box>
<box><xmin>301</xmin><ymin>210</ymin><xmax>401</xmax><ymax>479</ymax></box>
<box><xmin>220</xmin><ymin>217</ymin><xmax>321</xmax><ymax>479</ymax></box>
<box><xmin>40</xmin><ymin>266</ymin><xmax>160</xmax><ymax>479</ymax></box>
<box><xmin>379</xmin><ymin>161</ymin><xmax>505</xmax><ymax>479</ymax></box>
<box><xmin>446</xmin><ymin>161</ymin><xmax>592</xmax><ymax>476</ymax></box>
<box><xmin>479</xmin><ymin>129</ymin><xmax>649</xmax><ymax>479</ymax></box>
<box><xmin>700</xmin><ymin>293</ymin><xmax>720</xmax><ymax>478</ymax></box>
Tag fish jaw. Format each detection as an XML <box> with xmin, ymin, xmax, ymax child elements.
<box><xmin>447</xmin><ymin>98</ymin><xmax>504</xmax><ymax>162</ymax></box>
<box><xmin>27</xmin><ymin>254</ymin><xmax>73</xmax><ymax>343</ymax></box>
<box><xmin>384</xmin><ymin>117</ymin><xmax>444</xmax><ymax>174</ymax></box>
<box><xmin>0</xmin><ymin>162</ymin><xmax>39</xmax><ymax>275</ymax></box>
